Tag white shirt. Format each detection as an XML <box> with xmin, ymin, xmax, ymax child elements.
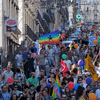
<box><xmin>95</xmin><ymin>89</ymin><xmax>100</xmax><ymax>99</ymax></box>
<box><xmin>83</xmin><ymin>83</ymin><xmax>87</xmax><ymax>90</ymax></box>
<box><xmin>15</xmin><ymin>54</ymin><xmax>23</xmax><ymax>67</ymax></box>
<box><xmin>64</xmin><ymin>60</ymin><xmax>71</xmax><ymax>70</ymax></box>
<box><xmin>35</xmin><ymin>41</ymin><xmax>39</xmax><ymax>51</ymax></box>
<box><xmin>3</xmin><ymin>70</ymin><xmax>14</xmax><ymax>84</ymax></box>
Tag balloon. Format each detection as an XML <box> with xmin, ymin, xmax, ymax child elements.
<box><xmin>74</xmin><ymin>44</ymin><xmax>78</xmax><ymax>49</ymax></box>
<box><xmin>77</xmin><ymin>23</ymin><xmax>79</xmax><ymax>26</ymax></box>
<box><xmin>7</xmin><ymin>78</ymin><xmax>13</xmax><ymax>84</ymax></box>
<box><xmin>93</xmin><ymin>40</ymin><xmax>98</xmax><ymax>45</ymax></box>
<box><xmin>78</xmin><ymin>60</ymin><xmax>83</xmax><ymax>66</ymax></box>
<box><xmin>46</xmin><ymin>83</ymin><xmax>51</xmax><ymax>87</ymax></box>
<box><xmin>95</xmin><ymin>36</ymin><xmax>98</xmax><ymax>39</ymax></box>
<box><xmin>98</xmin><ymin>36</ymin><xmax>100</xmax><ymax>40</ymax></box>
<box><xmin>83</xmin><ymin>35</ymin><xmax>86</xmax><ymax>38</ymax></box>
<box><xmin>86</xmin><ymin>77</ymin><xmax>92</xmax><ymax>84</ymax></box>
<box><xmin>91</xmin><ymin>23</ymin><xmax>94</xmax><ymax>25</ymax></box>
<box><xmin>62</xmin><ymin>54</ymin><xmax>67</xmax><ymax>60</ymax></box>
<box><xmin>67</xmin><ymin>82</ymin><xmax>74</xmax><ymax>90</ymax></box>
<box><xmin>89</xmin><ymin>93</ymin><xmax>96</xmax><ymax>100</ymax></box>
<box><xmin>88</xmin><ymin>23</ymin><xmax>90</xmax><ymax>26</ymax></box>
<box><xmin>97</xmin><ymin>39</ymin><xmax>99</xmax><ymax>43</ymax></box>
<box><xmin>81</xmin><ymin>23</ymin><xmax>83</xmax><ymax>25</ymax></box>
<box><xmin>74</xmin><ymin>84</ymin><xmax>80</xmax><ymax>91</ymax></box>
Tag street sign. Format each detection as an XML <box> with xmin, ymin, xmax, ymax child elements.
<box><xmin>5</xmin><ymin>18</ymin><xmax>18</xmax><ymax>32</ymax></box>
<box><xmin>76</xmin><ymin>14</ymin><xmax>81</xmax><ymax>20</ymax></box>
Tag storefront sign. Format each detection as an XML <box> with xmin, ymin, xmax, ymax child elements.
<box><xmin>5</xmin><ymin>18</ymin><xmax>18</xmax><ymax>32</ymax></box>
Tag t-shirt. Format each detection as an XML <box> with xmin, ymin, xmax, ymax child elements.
<box><xmin>3</xmin><ymin>70</ymin><xmax>14</xmax><ymax>84</ymax></box>
<box><xmin>15</xmin><ymin>73</ymin><xmax>23</xmax><ymax>86</ymax></box>
<box><xmin>54</xmin><ymin>46</ymin><xmax>60</xmax><ymax>59</ymax></box>
<box><xmin>2</xmin><ymin>92</ymin><xmax>10</xmax><ymax>100</ymax></box>
<box><xmin>15</xmin><ymin>54</ymin><xmax>23</xmax><ymax>66</ymax></box>
<box><xmin>11</xmin><ymin>90</ymin><xmax>22</xmax><ymax>96</ymax></box>
<box><xmin>35</xmin><ymin>41</ymin><xmax>39</xmax><ymax>51</ymax></box>
<box><xmin>29</xmin><ymin>47</ymin><xmax>37</xmax><ymax>53</ymax></box>
<box><xmin>27</xmin><ymin>78</ymin><xmax>39</xmax><ymax>89</ymax></box>
<box><xmin>22</xmin><ymin>51</ymin><xmax>29</xmax><ymax>62</ymax></box>
<box><xmin>64</xmin><ymin>60</ymin><xmax>71</xmax><ymax>70</ymax></box>
<box><xmin>37</xmin><ymin>55</ymin><xmax>45</xmax><ymax>65</ymax></box>
<box><xmin>95</xmin><ymin>89</ymin><xmax>100</xmax><ymax>99</ymax></box>
<box><xmin>47</xmin><ymin>49</ymin><xmax>54</xmax><ymax>58</ymax></box>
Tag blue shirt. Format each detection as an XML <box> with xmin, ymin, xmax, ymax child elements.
<box><xmin>54</xmin><ymin>47</ymin><xmax>59</xmax><ymax>59</ymax></box>
<box><xmin>2</xmin><ymin>92</ymin><xmax>10</xmax><ymax>100</ymax></box>
<box><xmin>22</xmin><ymin>51</ymin><xmax>29</xmax><ymax>62</ymax></box>
<box><xmin>29</xmin><ymin>47</ymin><xmax>37</xmax><ymax>53</ymax></box>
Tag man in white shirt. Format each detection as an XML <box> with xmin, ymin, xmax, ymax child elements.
<box><xmin>95</xmin><ymin>82</ymin><xmax>100</xmax><ymax>99</ymax></box>
<box><xmin>2</xmin><ymin>65</ymin><xmax>14</xmax><ymax>84</ymax></box>
<box><xmin>15</xmin><ymin>50</ymin><xmax>23</xmax><ymax>69</ymax></box>
<box><xmin>64</xmin><ymin>55</ymin><xmax>71</xmax><ymax>70</ymax></box>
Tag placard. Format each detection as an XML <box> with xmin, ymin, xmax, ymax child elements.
<box><xmin>89</xmin><ymin>36</ymin><xmax>96</xmax><ymax>46</ymax></box>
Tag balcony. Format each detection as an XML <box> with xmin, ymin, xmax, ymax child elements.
<box><xmin>93</xmin><ymin>19</ymin><xmax>99</xmax><ymax>22</ymax></box>
<box><xmin>93</xmin><ymin>10</ymin><xmax>98</xmax><ymax>14</ymax></box>
<box><xmin>36</xmin><ymin>11</ymin><xmax>50</xmax><ymax>33</ymax></box>
<box><xmin>85</xmin><ymin>19</ymin><xmax>91</xmax><ymax>22</ymax></box>
<box><xmin>25</xmin><ymin>24</ymin><xmax>36</xmax><ymax>40</ymax></box>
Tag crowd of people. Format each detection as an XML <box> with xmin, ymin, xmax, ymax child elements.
<box><xmin>0</xmin><ymin>30</ymin><xmax>100</xmax><ymax>100</ymax></box>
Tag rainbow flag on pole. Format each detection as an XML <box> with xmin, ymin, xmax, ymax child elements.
<box><xmin>52</xmin><ymin>74</ymin><xmax>61</xmax><ymax>99</ymax></box>
<box><xmin>39</xmin><ymin>30</ymin><xmax>60</xmax><ymax>44</ymax></box>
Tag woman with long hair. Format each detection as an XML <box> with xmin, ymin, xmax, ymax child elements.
<box><xmin>65</xmin><ymin>87</ymin><xmax>71</xmax><ymax>99</ymax></box>
<box><xmin>76</xmin><ymin>86</ymin><xmax>86</xmax><ymax>100</ymax></box>
<box><xmin>10</xmin><ymin>93</ymin><xmax>18</xmax><ymax>100</ymax></box>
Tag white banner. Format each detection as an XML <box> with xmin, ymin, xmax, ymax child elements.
<box><xmin>89</xmin><ymin>36</ymin><xmax>96</xmax><ymax>46</ymax></box>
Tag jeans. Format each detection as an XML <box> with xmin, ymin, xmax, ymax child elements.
<box><xmin>48</xmin><ymin>58</ymin><xmax>54</xmax><ymax>67</ymax></box>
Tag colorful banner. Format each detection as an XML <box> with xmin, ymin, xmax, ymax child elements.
<box><xmin>85</xmin><ymin>54</ymin><xmax>99</xmax><ymax>82</ymax></box>
<box><xmin>52</xmin><ymin>74</ymin><xmax>61</xmax><ymax>99</ymax></box>
<box><xmin>39</xmin><ymin>30</ymin><xmax>60</xmax><ymax>44</ymax></box>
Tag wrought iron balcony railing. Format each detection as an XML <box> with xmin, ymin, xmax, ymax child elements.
<box><xmin>25</xmin><ymin>24</ymin><xmax>36</xmax><ymax>40</ymax></box>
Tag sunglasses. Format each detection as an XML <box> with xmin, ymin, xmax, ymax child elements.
<box><xmin>62</xmin><ymin>97</ymin><xmax>66</xmax><ymax>98</ymax></box>
<box><xmin>14</xmin><ymin>87</ymin><xmax>18</xmax><ymax>88</ymax></box>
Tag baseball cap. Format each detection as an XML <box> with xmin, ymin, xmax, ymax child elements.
<box><xmin>32</xmin><ymin>41</ymin><xmax>35</xmax><ymax>44</ymax></box>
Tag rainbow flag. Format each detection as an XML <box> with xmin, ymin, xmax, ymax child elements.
<box><xmin>39</xmin><ymin>30</ymin><xmax>60</xmax><ymax>44</ymax></box>
<box><xmin>52</xmin><ymin>74</ymin><xmax>61</xmax><ymax>99</ymax></box>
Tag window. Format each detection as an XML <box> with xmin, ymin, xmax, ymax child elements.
<box><xmin>87</xmin><ymin>0</ymin><xmax>91</xmax><ymax>4</ymax></box>
<box><xmin>87</xmin><ymin>7</ymin><xmax>90</xmax><ymax>13</ymax></box>
<box><xmin>94</xmin><ymin>14</ymin><xmax>97</xmax><ymax>19</ymax></box>
<box><xmin>94</xmin><ymin>0</ymin><xmax>97</xmax><ymax>4</ymax></box>
<box><xmin>94</xmin><ymin>5</ymin><xmax>97</xmax><ymax>10</ymax></box>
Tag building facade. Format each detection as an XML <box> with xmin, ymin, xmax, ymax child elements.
<box><xmin>77</xmin><ymin>0</ymin><xmax>100</xmax><ymax>24</ymax></box>
<box><xmin>0</xmin><ymin>0</ymin><xmax>70</xmax><ymax>60</ymax></box>
<box><xmin>0</xmin><ymin>0</ymin><xmax>21</xmax><ymax>58</ymax></box>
